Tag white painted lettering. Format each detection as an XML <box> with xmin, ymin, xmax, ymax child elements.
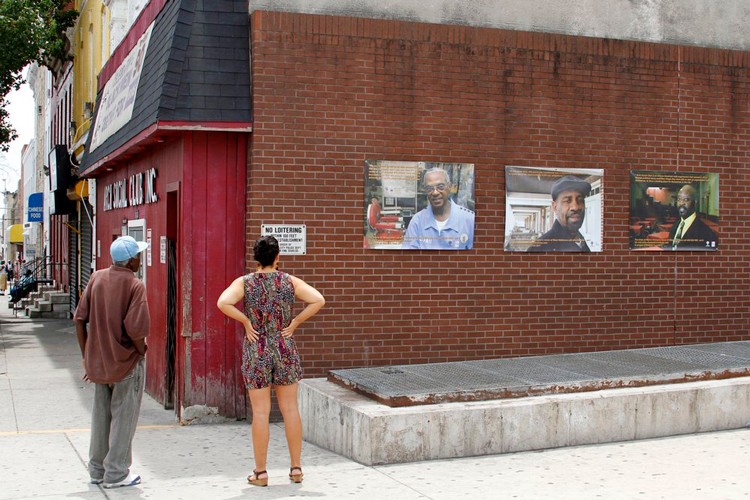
<box><xmin>103</xmin><ymin>168</ymin><xmax>157</xmax><ymax>211</ymax></box>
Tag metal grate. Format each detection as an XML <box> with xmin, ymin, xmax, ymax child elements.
<box><xmin>328</xmin><ymin>341</ymin><xmax>750</xmax><ymax>407</ymax></box>
<box><xmin>164</xmin><ymin>239</ymin><xmax>177</xmax><ymax>410</ymax></box>
<box><xmin>68</xmin><ymin>212</ymin><xmax>78</xmax><ymax>314</ymax></box>
<box><xmin>80</xmin><ymin>200</ymin><xmax>93</xmax><ymax>288</ymax></box>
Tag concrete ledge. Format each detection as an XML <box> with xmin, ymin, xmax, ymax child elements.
<box><xmin>46</xmin><ymin>293</ymin><xmax>68</xmax><ymax>304</ymax></box>
<box><xmin>299</xmin><ymin>377</ymin><xmax>750</xmax><ymax>465</ymax></box>
<box><xmin>26</xmin><ymin>309</ymin><xmax>68</xmax><ymax>319</ymax></box>
<box><xmin>34</xmin><ymin>301</ymin><xmax>53</xmax><ymax>312</ymax></box>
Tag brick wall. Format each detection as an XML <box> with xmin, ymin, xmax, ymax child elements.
<box><xmin>248</xmin><ymin>11</ymin><xmax>750</xmax><ymax>378</ymax></box>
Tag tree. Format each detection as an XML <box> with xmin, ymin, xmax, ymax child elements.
<box><xmin>0</xmin><ymin>0</ymin><xmax>77</xmax><ymax>151</ymax></box>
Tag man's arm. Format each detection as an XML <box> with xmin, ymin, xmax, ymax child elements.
<box><xmin>74</xmin><ymin>319</ymin><xmax>91</xmax><ymax>382</ymax></box>
<box><xmin>122</xmin><ymin>282</ymin><xmax>150</xmax><ymax>355</ymax></box>
<box><xmin>74</xmin><ymin>319</ymin><xmax>88</xmax><ymax>356</ymax></box>
<box><xmin>73</xmin><ymin>271</ymin><xmax>95</xmax><ymax>357</ymax></box>
<box><xmin>401</xmin><ymin>214</ymin><xmax>421</xmax><ymax>249</ymax></box>
<box><xmin>132</xmin><ymin>338</ymin><xmax>147</xmax><ymax>356</ymax></box>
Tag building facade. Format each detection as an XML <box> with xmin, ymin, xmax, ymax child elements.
<box><xmin>73</xmin><ymin>1</ymin><xmax>750</xmax><ymax>419</ymax></box>
<box><xmin>81</xmin><ymin>0</ymin><xmax>251</xmax><ymax>416</ymax></box>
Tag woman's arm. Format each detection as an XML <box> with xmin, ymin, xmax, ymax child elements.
<box><xmin>217</xmin><ymin>276</ymin><xmax>258</xmax><ymax>342</ymax></box>
<box><xmin>281</xmin><ymin>276</ymin><xmax>325</xmax><ymax>338</ymax></box>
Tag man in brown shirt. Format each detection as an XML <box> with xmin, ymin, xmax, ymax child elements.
<box><xmin>74</xmin><ymin>235</ymin><xmax>150</xmax><ymax>488</ymax></box>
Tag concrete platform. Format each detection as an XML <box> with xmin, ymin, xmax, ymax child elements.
<box><xmin>300</xmin><ymin>342</ymin><xmax>750</xmax><ymax>465</ymax></box>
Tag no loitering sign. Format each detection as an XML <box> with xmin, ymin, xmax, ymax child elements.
<box><xmin>261</xmin><ymin>224</ymin><xmax>307</xmax><ymax>255</ymax></box>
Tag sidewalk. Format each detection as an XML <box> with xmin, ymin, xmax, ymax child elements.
<box><xmin>2</xmin><ymin>294</ymin><xmax>750</xmax><ymax>499</ymax></box>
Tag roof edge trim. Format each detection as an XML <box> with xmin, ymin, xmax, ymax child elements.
<box><xmin>158</xmin><ymin>121</ymin><xmax>253</xmax><ymax>132</ymax></box>
<box><xmin>80</xmin><ymin>121</ymin><xmax>253</xmax><ymax>177</ymax></box>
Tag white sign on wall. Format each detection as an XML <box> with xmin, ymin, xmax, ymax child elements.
<box><xmin>261</xmin><ymin>224</ymin><xmax>307</xmax><ymax>255</ymax></box>
<box><xmin>160</xmin><ymin>236</ymin><xmax>167</xmax><ymax>264</ymax></box>
<box><xmin>146</xmin><ymin>228</ymin><xmax>152</xmax><ymax>267</ymax></box>
<box><xmin>90</xmin><ymin>22</ymin><xmax>155</xmax><ymax>152</ymax></box>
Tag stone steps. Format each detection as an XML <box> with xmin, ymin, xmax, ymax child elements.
<box><xmin>22</xmin><ymin>283</ymin><xmax>70</xmax><ymax>319</ymax></box>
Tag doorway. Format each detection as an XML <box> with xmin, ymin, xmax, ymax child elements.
<box><xmin>164</xmin><ymin>189</ymin><xmax>179</xmax><ymax>410</ymax></box>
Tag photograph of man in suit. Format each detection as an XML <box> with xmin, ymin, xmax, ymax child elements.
<box><xmin>667</xmin><ymin>184</ymin><xmax>718</xmax><ymax>250</ymax></box>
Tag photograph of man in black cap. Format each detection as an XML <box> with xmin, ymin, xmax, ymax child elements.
<box><xmin>504</xmin><ymin>166</ymin><xmax>602</xmax><ymax>252</ymax></box>
<box><xmin>527</xmin><ymin>175</ymin><xmax>593</xmax><ymax>252</ymax></box>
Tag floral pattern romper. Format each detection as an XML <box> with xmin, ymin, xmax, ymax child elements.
<box><xmin>241</xmin><ymin>271</ymin><xmax>303</xmax><ymax>389</ymax></box>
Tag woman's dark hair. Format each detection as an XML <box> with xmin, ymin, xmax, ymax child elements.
<box><xmin>253</xmin><ymin>236</ymin><xmax>280</xmax><ymax>267</ymax></box>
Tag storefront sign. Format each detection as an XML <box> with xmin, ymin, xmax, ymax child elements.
<box><xmin>27</xmin><ymin>193</ymin><xmax>43</xmax><ymax>222</ymax></box>
<box><xmin>103</xmin><ymin>168</ymin><xmax>158</xmax><ymax>211</ymax></box>
<box><xmin>261</xmin><ymin>224</ymin><xmax>307</xmax><ymax>255</ymax></box>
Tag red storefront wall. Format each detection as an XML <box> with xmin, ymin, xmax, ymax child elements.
<box><xmin>247</xmin><ymin>11</ymin><xmax>750</xmax><ymax>379</ymax></box>
<box><xmin>93</xmin><ymin>131</ymin><xmax>247</xmax><ymax>418</ymax></box>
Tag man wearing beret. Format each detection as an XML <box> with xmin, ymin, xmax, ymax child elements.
<box><xmin>528</xmin><ymin>175</ymin><xmax>592</xmax><ymax>252</ymax></box>
<box><xmin>74</xmin><ymin>236</ymin><xmax>150</xmax><ymax>488</ymax></box>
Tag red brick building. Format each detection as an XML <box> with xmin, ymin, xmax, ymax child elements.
<box><xmin>249</xmin><ymin>11</ymin><xmax>750</xmax><ymax>372</ymax></box>
<box><xmin>84</xmin><ymin>3</ymin><xmax>750</xmax><ymax>419</ymax></box>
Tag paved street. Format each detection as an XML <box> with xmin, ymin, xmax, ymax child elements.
<box><xmin>2</xmin><ymin>294</ymin><xmax>750</xmax><ymax>499</ymax></box>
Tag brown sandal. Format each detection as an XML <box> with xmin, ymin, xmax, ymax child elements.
<box><xmin>248</xmin><ymin>470</ymin><xmax>268</xmax><ymax>487</ymax></box>
<box><xmin>289</xmin><ymin>466</ymin><xmax>304</xmax><ymax>483</ymax></box>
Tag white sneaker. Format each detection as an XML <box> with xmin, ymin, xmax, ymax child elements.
<box><xmin>103</xmin><ymin>473</ymin><xmax>141</xmax><ymax>489</ymax></box>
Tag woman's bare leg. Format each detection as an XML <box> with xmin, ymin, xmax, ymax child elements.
<box><xmin>248</xmin><ymin>387</ymin><xmax>272</xmax><ymax>479</ymax></box>
<box><xmin>275</xmin><ymin>383</ymin><xmax>302</xmax><ymax>469</ymax></box>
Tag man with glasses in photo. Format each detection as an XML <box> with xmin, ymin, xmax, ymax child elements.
<box><xmin>402</xmin><ymin>167</ymin><xmax>474</xmax><ymax>250</ymax></box>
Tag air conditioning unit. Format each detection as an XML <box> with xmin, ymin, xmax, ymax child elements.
<box><xmin>22</xmin><ymin>222</ymin><xmax>38</xmax><ymax>244</ymax></box>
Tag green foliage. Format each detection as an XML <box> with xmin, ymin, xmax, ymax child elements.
<box><xmin>0</xmin><ymin>0</ymin><xmax>78</xmax><ymax>151</ymax></box>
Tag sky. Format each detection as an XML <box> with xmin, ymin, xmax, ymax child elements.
<box><xmin>0</xmin><ymin>76</ymin><xmax>35</xmax><ymax>193</ymax></box>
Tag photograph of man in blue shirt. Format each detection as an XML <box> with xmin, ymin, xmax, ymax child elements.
<box><xmin>402</xmin><ymin>167</ymin><xmax>475</xmax><ymax>250</ymax></box>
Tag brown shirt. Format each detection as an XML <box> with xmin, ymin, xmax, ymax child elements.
<box><xmin>74</xmin><ymin>266</ymin><xmax>150</xmax><ymax>384</ymax></box>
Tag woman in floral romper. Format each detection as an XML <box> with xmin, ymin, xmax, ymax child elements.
<box><xmin>217</xmin><ymin>236</ymin><xmax>325</xmax><ymax>487</ymax></box>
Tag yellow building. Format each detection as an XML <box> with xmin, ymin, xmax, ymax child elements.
<box><xmin>70</xmin><ymin>0</ymin><xmax>109</xmax><ymax>163</ymax></box>
<box><xmin>68</xmin><ymin>0</ymin><xmax>109</xmax><ymax>305</ymax></box>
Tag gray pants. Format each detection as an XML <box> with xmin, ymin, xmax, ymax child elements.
<box><xmin>88</xmin><ymin>358</ymin><xmax>145</xmax><ymax>483</ymax></box>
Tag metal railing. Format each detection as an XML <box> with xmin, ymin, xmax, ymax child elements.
<box><xmin>17</xmin><ymin>255</ymin><xmax>67</xmax><ymax>285</ymax></box>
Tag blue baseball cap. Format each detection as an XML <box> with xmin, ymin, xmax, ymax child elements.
<box><xmin>110</xmin><ymin>236</ymin><xmax>148</xmax><ymax>262</ymax></box>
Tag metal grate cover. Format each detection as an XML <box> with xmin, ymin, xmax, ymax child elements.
<box><xmin>328</xmin><ymin>341</ymin><xmax>750</xmax><ymax>407</ymax></box>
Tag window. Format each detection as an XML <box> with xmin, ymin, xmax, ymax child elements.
<box><xmin>127</xmin><ymin>219</ymin><xmax>147</xmax><ymax>284</ymax></box>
